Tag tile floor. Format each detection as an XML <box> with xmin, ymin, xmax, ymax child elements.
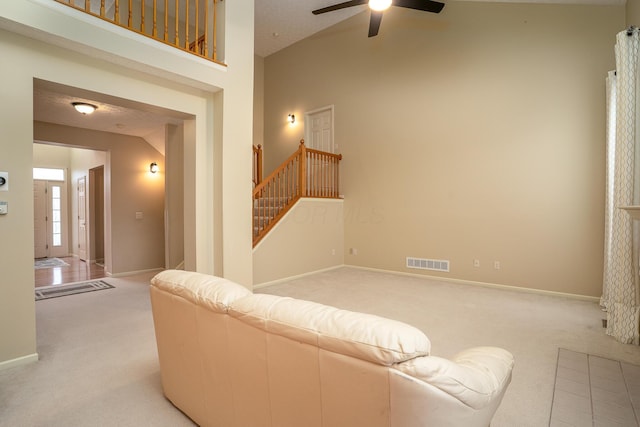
<box><xmin>550</xmin><ymin>348</ymin><xmax>640</xmax><ymax>426</ymax></box>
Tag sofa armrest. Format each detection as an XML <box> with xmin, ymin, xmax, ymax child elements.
<box><xmin>151</xmin><ymin>270</ymin><xmax>252</xmax><ymax>313</ymax></box>
<box><xmin>395</xmin><ymin>346</ymin><xmax>514</xmax><ymax>410</ymax></box>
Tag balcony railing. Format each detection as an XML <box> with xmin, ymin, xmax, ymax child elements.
<box><xmin>55</xmin><ymin>0</ymin><xmax>225</xmax><ymax>64</ymax></box>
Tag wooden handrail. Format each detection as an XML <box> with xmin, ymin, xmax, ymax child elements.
<box><xmin>55</xmin><ymin>0</ymin><xmax>224</xmax><ymax>65</ymax></box>
<box><xmin>253</xmin><ymin>140</ymin><xmax>342</xmax><ymax>246</ymax></box>
<box><xmin>253</xmin><ymin>144</ymin><xmax>263</xmax><ymax>187</ymax></box>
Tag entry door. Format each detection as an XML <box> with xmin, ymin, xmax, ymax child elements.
<box><xmin>305</xmin><ymin>106</ymin><xmax>334</xmax><ymax>153</ymax></box>
<box><xmin>305</xmin><ymin>106</ymin><xmax>335</xmax><ymax>194</ymax></box>
<box><xmin>77</xmin><ymin>176</ymin><xmax>87</xmax><ymax>261</ymax></box>
<box><xmin>34</xmin><ymin>179</ymin><xmax>69</xmax><ymax>258</ymax></box>
<box><xmin>33</xmin><ymin>180</ymin><xmax>47</xmax><ymax>258</ymax></box>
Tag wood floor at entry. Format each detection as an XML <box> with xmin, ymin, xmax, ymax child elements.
<box><xmin>35</xmin><ymin>257</ymin><xmax>107</xmax><ymax>288</ymax></box>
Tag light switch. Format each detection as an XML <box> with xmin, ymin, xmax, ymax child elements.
<box><xmin>0</xmin><ymin>201</ymin><xmax>7</xmax><ymax>215</ymax></box>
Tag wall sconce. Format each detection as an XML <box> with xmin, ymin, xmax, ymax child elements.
<box><xmin>72</xmin><ymin>102</ymin><xmax>97</xmax><ymax>115</ymax></box>
<box><xmin>150</xmin><ymin>162</ymin><xmax>159</xmax><ymax>174</ymax></box>
<box><xmin>287</xmin><ymin>114</ymin><xmax>295</xmax><ymax>124</ymax></box>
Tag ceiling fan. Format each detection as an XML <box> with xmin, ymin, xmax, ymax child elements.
<box><xmin>312</xmin><ymin>0</ymin><xmax>445</xmax><ymax>38</ymax></box>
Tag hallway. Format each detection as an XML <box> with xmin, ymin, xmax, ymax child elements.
<box><xmin>34</xmin><ymin>256</ymin><xmax>107</xmax><ymax>287</ymax></box>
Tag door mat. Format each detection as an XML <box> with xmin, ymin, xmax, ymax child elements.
<box><xmin>34</xmin><ymin>258</ymin><xmax>70</xmax><ymax>269</ymax></box>
<box><xmin>35</xmin><ymin>280</ymin><xmax>114</xmax><ymax>301</ymax></box>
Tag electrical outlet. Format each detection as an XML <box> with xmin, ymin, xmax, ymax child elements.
<box><xmin>473</xmin><ymin>259</ymin><xmax>480</xmax><ymax>268</ymax></box>
<box><xmin>494</xmin><ymin>261</ymin><xmax>501</xmax><ymax>270</ymax></box>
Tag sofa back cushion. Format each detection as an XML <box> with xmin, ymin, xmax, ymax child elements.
<box><xmin>230</xmin><ymin>293</ymin><xmax>430</xmax><ymax>366</ymax></box>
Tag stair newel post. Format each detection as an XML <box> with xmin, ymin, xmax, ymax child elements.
<box><xmin>299</xmin><ymin>139</ymin><xmax>307</xmax><ymax>197</ymax></box>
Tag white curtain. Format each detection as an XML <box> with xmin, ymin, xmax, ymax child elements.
<box><xmin>601</xmin><ymin>28</ymin><xmax>640</xmax><ymax>345</ymax></box>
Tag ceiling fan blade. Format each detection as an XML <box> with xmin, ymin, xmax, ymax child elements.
<box><xmin>393</xmin><ymin>0</ymin><xmax>445</xmax><ymax>14</ymax></box>
<box><xmin>368</xmin><ymin>11</ymin><xmax>383</xmax><ymax>37</ymax></box>
<box><xmin>312</xmin><ymin>0</ymin><xmax>368</xmax><ymax>15</ymax></box>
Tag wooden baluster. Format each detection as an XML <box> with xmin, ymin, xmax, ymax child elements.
<box><xmin>184</xmin><ymin>0</ymin><xmax>189</xmax><ymax>50</ymax></box>
<box><xmin>321</xmin><ymin>153</ymin><xmax>324</xmax><ymax>197</ymax></box>
<box><xmin>203</xmin><ymin>0</ymin><xmax>209</xmax><ymax>57</ymax></box>
<box><xmin>299</xmin><ymin>140</ymin><xmax>306</xmax><ymax>197</ymax></box>
<box><xmin>332</xmin><ymin>157</ymin><xmax>336</xmax><ymax>197</ymax></box>
<box><xmin>85</xmin><ymin>0</ymin><xmax>90</xmax><ymax>12</ymax></box>
<box><xmin>100</xmin><ymin>0</ymin><xmax>105</xmax><ymax>17</ymax></box>
<box><xmin>175</xmin><ymin>0</ymin><xmax>179</xmax><ymax>47</ymax></box>
<box><xmin>338</xmin><ymin>154</ymin><xmax>342</xmax><ymax>197</ymax></box>
<box><xmin>115</xmin><ymin>0</ymin><xmax>120</xmax><ymax>24</ymax></box>
<box><xmin>195</xmin><ymin>0</ymin><xmax>199</xmax><ymax>54</ymax></box>
<box><xmin>141</xmin><ymin>0</ymin><xmax>145</xmax><ymax>33</ymax></box>
<box><xmin>152</xmin><ymin>0</ymin><xmax>157</xmax><ymax>37</ymax></box>
<box><xmin>128</xmin><ymin>0</ymin><xmax>133</xmax><ymax>27</ymax></box>
<box><xmin>164</xmin><ymin>0</ymin><xmax>168</xmax><ymax>41</ymax></box>
<box><xmin>213</xmin><ymin>0</ymin><xmax>217</xmax><ymax>61</ymax></box>
<box><xmin>257</xmin><ymin>145</ymin><xmax>263</xmax><ymax>185</ymax></box>
<box><xmin>310</xmin><ymin>151</ymin><xmax>314</xmax><ymax>197</ymax></box>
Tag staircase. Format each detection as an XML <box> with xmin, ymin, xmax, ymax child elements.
<box><xmin>253</xmin><ymin>196</ymin><xmax>294</xmax><ymax>239</ymax></box>
<box><xmin>252</xmin><ymin>140</ymin><xmax>342</xmax><ymax>247</ymax></box>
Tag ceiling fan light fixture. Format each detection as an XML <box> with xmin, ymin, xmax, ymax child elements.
<box><xmin>72</xmin><ymin>102</ymin><xmax>97</xmax><ymax>115</ymax></box>
<box><xmin>369</xmin><ymin>0</ymin><xmax>392</xmax><ymax>12</ymax></box>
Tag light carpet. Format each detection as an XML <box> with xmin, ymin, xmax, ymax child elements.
<box><xmin>258</xmin><ymin>267</ymin><xmax>640</xmax><ymax>427</ymax></box>
<box><xmin>2</xmin><ymin>267</ymin><xmax>640</xmax><ymax>427</ymax></box>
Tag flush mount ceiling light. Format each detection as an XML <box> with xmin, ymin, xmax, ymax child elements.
<box><xmin>72</xmin><ymin>102</ymin><xmax>97</xmax><ymax>115</ymax></box>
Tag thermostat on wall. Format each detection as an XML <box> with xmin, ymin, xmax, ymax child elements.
<box><xmin>0</xmin><ymin>172</ymin><xmax>7</xmax><ymax>191</ymax></box>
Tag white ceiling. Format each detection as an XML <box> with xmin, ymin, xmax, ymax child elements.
<box><xmin>34</xmin><ymin>0</ymin><xmax>626</xmax><ymax>153</ymax></box>
<box><xmin>33</xmin><ymin>80</ymin><xmax>190</xmax><ymax>156</ymax></box>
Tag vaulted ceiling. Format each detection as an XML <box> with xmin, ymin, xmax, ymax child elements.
<box><xmin>35</xmin><ymin>0</ymin><xmax>627</xmax><ymax>154</ymax></box>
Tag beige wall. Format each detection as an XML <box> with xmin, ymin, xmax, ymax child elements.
<box><xmin>627</xmin><ymin>0</ymin><xmax>640</xmax><ymax>26</ymax></box>
<box><xmin>253</xmin><ymin>199</ymin><xmax>344</xmax><ymax>285</ymax></box>
<box><xmin>0</xmin><ymin>0</ymin><xmax>253</xmax><ymax>368</ymax></box>
<box><xmin>263</xmin><ymin>2</ymin><xmax>624</xmax><ymax>297</ymax></box>
<box><xmin>166</xmin><ymin>123</ymin><xmax>185</xmax><ymax>269</ymax></box>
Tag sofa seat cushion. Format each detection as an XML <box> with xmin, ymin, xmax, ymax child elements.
<box><xmin>230</xmin><ymin>293</ymin><xmax>431</xmax><ymax>366</ymax></box>
<box><xmin>151</xmin><ymin>270</ymin><xmax>251</xmax><ymax>313</ymax></box>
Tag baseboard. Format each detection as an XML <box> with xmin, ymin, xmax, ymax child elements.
<box><xmin>108</xmin><ymin>267</ymin><xmax>164</xmax><ymax>278</ymax></box>
<box><xmin>253</xmin><ymin>264</ymin><xmax>345</xmax><ymax>290</ymax></box>
<box><xmin>348</xmin><ymin>265</ymin><xmax>601</xmax><ymax>303</ymax></box>
<box><xmin>0</xmin><ymin>353</ymin><xmax>38</xmax><ymax>372</ymax></box>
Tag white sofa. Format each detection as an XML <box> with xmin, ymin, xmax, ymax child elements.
<box><xmin>150</xmin><ymin>270</ymin><xmax>514</xmax><ymax>427</ymax></box>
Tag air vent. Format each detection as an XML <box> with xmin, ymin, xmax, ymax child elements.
<box><xmin>406</xmin><ymin>257</ymin><xmax>450</xmax><ymax>272</ymax></box>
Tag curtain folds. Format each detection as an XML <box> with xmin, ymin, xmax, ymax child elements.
<box><xmin>601</xmin><ymin>28</ymin><xmax>640</xmax><ymax>345</ymax></box>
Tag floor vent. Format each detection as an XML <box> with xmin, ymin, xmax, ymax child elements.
<box><xmin>406</xmin><ymin>257</ymin><xmax>450</xmax><ymax>272</ymax></box>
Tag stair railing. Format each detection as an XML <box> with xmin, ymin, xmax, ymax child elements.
<box><xmin>55</xmin><ymin>0</ymin><xmax>224</xmax><ymax>64</ymax></box>
<box><xmin>253</xmin><ymin>140</ymin><xmax>342</xmax><ymax>247</ymax></box>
